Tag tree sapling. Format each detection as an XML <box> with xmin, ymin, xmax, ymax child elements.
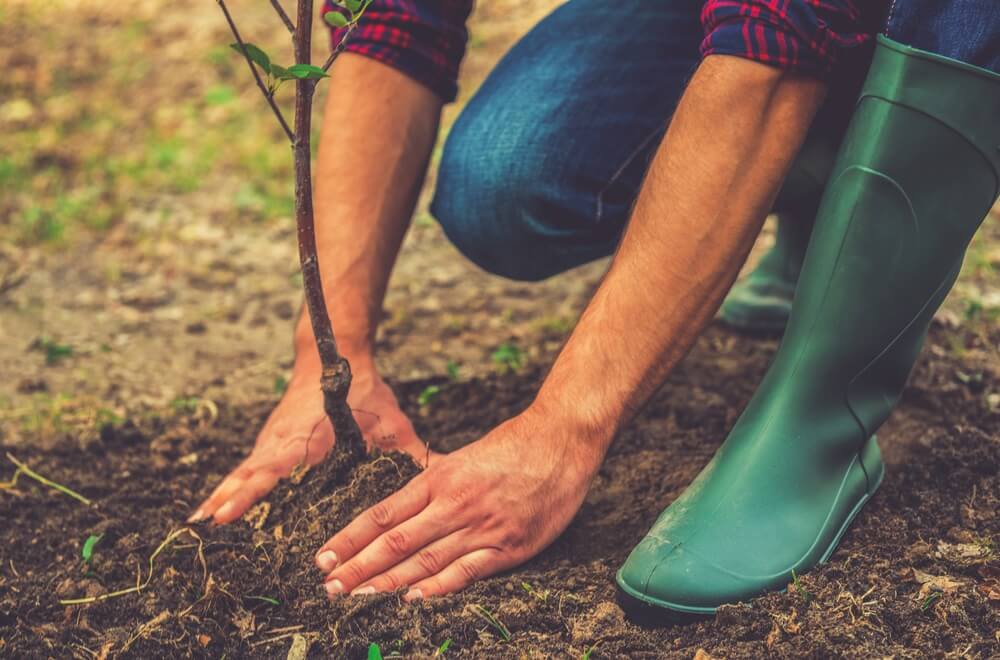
<box><xmin>216</xmin><ymin>0</ymin><xmax>373</xmax><ymax>459</ymax></box>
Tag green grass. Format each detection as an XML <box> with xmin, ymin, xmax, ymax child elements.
<box><xmin>790</xmin><ymin>569</ymin><xmax>813</xmax><ymax>603</ymax></box>
<box><xmin>471</xmin><ymin>605</ymin><xmax>511</xmax><ymax>642</ymax></box>
<box><xmin>417</xmin><ymin>385</ymin><xmax>441</xmax><ymax>407</ymax></box>
<box><xmin>1</xmin><ymin>5</ymin><xmax>297</xmax><ymax>250</ymax></box>
<box><xmin>491</xmin><ymin>342</ymin><xmax>524</xmax><ymax>373</ymax></box>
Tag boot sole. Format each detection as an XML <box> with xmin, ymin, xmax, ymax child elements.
<box><xmin>616</xmin><ymin>436</ymin><xmax>885</xmax><ymax>619</ymax></box>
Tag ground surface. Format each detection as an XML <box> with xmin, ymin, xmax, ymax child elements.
<box><xmin>2</xmin><ymin>326</ymin><xmax>999</xmax><ymax>658</ymax></box>
<box><xmin>1</xmin><ymin>0</ymin><xmax>999</xmax><ymax>658</ymax></box>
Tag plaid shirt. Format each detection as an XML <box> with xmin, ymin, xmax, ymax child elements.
<box><xmin>325</xmin><ymin>0</ymin><xmax>882</xmax><ymax>102</ymax></box>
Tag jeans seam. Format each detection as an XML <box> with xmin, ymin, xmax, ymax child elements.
<box><xmin>884</xmin><ymin>0</ymin><xmax>899</xmax><ymax>37</ymax></box>
<box><xmin>595</xmin><ymin>127</ymin><xmax>664</xmax><ymax>225</ymax></box>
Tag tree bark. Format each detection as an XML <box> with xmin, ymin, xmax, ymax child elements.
<box><xmin>292</xmin><ymin>0</ymin><xmax>366</xmax><ymax>459</ymax></box>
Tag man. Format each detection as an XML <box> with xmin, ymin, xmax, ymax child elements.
<box><xmin>192</xmin><ymin>0</ymin><xmax>1000</xmax><ymax>614</ymax></box>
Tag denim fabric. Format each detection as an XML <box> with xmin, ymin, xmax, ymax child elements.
<box><xmin>431</xmin><ymin>0</ymin><xmax>864</xmax><ymax>281</ymax></box>
<box><xmin>885</xmin><ymin>0</ymin><xmax>1000</xmax><ymax>73</ymax></box>
<box><xmin>431</xmin><ymin>0</ymin><xmax>702</xmax><ymax>281</ymax></box>
<box><xmin>430</xmin><ymin>0</ymin><xmax>997</xmax><ymax>282</ymax></box>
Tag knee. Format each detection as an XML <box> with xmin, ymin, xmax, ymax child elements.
<box><xmin>431</xmin><ymin>107</ymin><xmax>561</xmax><ymax>282</ymax></box>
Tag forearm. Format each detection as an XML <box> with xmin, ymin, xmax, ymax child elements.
<box><xmin>294</xmin><ymin>54</ymin><xmax>443</xmax><ymax>376</ymax></box>
<box><xmin>533</xmin><ymin>56</ymin><xmax>827</xmax><ymax>453</ymax></box>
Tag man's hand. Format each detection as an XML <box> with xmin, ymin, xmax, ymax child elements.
<box><xmin>190</xmin><ymin>361</ymin><xmax>427</xmax><ymax>525</ymax></box>
<box><xmin>313</xmin><ymin>408</ymin><xmax>607</xmax><ymax>598</ymax></box>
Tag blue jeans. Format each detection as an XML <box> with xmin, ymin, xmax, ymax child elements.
<box><xmin>431</xmin><ymin>0</ymin><xmax>998</xmax><ymax>281</ymax></box>
<box><xmin>885</xmin><ymin>0</ymin><xmax>1000</xmax><ymax>72</ymax></box>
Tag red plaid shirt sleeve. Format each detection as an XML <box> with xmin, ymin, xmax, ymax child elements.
<box><xmin>324</xmin><ymin>1</ymin><xmax>883</xmax><ymax>102</ymax></box>
<box><xmin>324</xmin><ymin>0</ymin><xmax>472</xmax><ymax>102</ymax></box>
<box><xmin>700</xmin><ymin>0</ymin><xmax>884</xmax><ymax>75</ymax></box>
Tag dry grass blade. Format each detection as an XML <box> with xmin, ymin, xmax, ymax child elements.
<box><xmin>3</xmin><ymin>452</ymin><xmax>92</xmax><ymax>505</ymax></box>
<box><xmin>59</xmin><ymin>527</ymin><xmax>207</xmax><ymax>606</ymax></box>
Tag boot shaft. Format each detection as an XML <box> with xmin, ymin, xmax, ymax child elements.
<box><xmin>757</xmin><ymin>38</ymin><xmax>1000</xmax><ymax>435</ymax></box>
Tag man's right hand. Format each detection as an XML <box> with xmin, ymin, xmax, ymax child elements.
<box><xmin>189</xmin><ymin>357</ymin><xmax>428</xmax><ymax>525</ymax></box>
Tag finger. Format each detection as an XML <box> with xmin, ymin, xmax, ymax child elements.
<box><xmin>404</xmin><ymin>548</ymin><xmax>507</xmax><ymax>600</ymax></box>
<box><xmin>189</xmin><ymin>466</ymin><xmax>251</xmax><ymax>522</ymax></box>
<box><xmin>322</xmin><ymin>508</ymin><xmax>458</xmax><ymax>596</ymax></box>
<box><xmin>314</xmin><ymin>477</ymin><xmax>430</xmax><ymax>572</ymax></box>
<box><xmin>347</xmin><ymin>529</ymin><xmax>469</xmax><ymax>596</ymax></box>
<box><xmin>211</xmin><ymin>469</ymin><xmax>281</xmax><ymax>524</ymax></box>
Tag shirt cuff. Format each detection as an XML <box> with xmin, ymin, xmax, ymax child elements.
<box><xmin>325</xmin><ymin>0</ymin><xmax>472</xmax><ymax>102</ymax></box>
<box><xmin>699</xmin><ymin>0</ymin><xmax>879</xmax><ymax>76</ymax></box>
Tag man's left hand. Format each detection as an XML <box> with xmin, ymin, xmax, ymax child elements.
<box><xmin>313</xmin><ymin>408</ymin><xmax>606</xmax><ymax>599</ymax></box>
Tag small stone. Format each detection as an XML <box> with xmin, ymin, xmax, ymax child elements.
<box><xmin>286</xmin><ymin>633</ymin><xmax>309</xmax><ymax>660</ymax></box>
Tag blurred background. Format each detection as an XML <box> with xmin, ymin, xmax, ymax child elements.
<box><xmin>1</xmin><ymin>0</ymin><xmax>997</xmax><ymax>446</ymax></box>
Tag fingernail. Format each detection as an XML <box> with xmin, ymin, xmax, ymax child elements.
<box><xmin>316</xmin><ymin>550</ymin><xmax>338</xmax><ymax>572</ymax></box>
<box><xmin>325</xmin><ymin>579</ymin><xmax>344</xmax><ymax>597</ymax></box>
<box><xmin>404</xmin><ymin>589</ymin><xmax>423</xmax><ymax>602</ymax></box>
<box><xmin>214</xmin><ymin>501</ymin><xmax>235</xmax><ymax>522</ymax></box>
<box><xmin>352</xmin><ymin>586</ymin><xmax>376</xmax><ymax>596</ymax></box>
<box><xmin>187</xmin><ymin>508</ymin><xmax>205</xmax><ymax>523</ymax></box>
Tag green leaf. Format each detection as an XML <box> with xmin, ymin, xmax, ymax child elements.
<box><xmin>229</xmin><ymin>42</ymin><xmax>271</xmax><ymax>74</ymax></box>
<box><xmin>445</xmin><ymin>360</ymin><xmax>460</xmax><ymax>381</ymax></box>
<box><xmin>82</xmin><ymin>534</ymin><xmax>103</xmax><ymax>564</ymax></box>
<box><xmin>435</xmin><ymin>639</ymin><xmax>452</xmax><ymax>656</ymax></box>
<box><xmin>41</xmin><ymin>338</ymin><xmax>73</xmax><ymax>365</ymax></box>
<box><xmin>247</xmin><ymin>595</ymin><xmax>280</xmax><ymax>606</ymax></box>
<box><xmin>367</xmin><ymin>643</ymin><xmax>383</xmax><ymax>660</ymax></box>
<box><xmin>417</xmin><ymin>385</ymin><xmax>441</xmax><ymax>407</ymax></box>
<box><xmin>270</xmin><ymin>63</ymin><xmax>290</xmax><ymax>80</ymax></box>
<box><xmin>324</xmin><ymin>11</ymin><xmax>350</xmax><ymax>28</ymax></box>
<box><xmin>344</xmin><ymin>0</ymin><xmax>363</xmax><ymax>12</ymax></box>
<box><xmin>286</xmin><ymin>64</ymin><xmax>330</xmax><ymax>80</ymax></box>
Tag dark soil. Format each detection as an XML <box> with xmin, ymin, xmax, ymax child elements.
<box><xmin>2</xmin><ymin>325</ymin><xmax>998</xmax><ymax>659</ymax></box>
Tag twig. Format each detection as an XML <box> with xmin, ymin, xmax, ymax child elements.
<box><xmin>270</xmin><ymin>0</ymin><xmax>296</xmax><ymax>34</ymax></box>
<box><xmin>321</xmin><ymin>22</ymin><xmax>357</xmax><ymax>72</ymax></box>
<box><xmin>3</xmin><ymin>453</ymin><xmax>92</xmax><ymax>505</ymax></box>
<box><xmin>216</xmin><ymin>0</ymin><xmax>294</xmax><ymax>143</ymax></box>
<box><xmin>264</xmin><ymin>625</ymin><xmax>305</xmax><ymax>635</ymax></box>
<box><xmin>250</xmin><ymin>631</ymin><xmax>310</xmax><ymax>647</ymax></box>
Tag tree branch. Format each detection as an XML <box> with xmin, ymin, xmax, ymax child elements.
<box><xmin>216</xmin><ymin>0</ymin><xmax>294</xmax><ymax>143</ymax></box>
<box><xmin>270</xmin><ymin>0</ymin><xmax>296</xmax><ymax>34</ymax></box>
<box><xmin>321</xmin><ymin>22</ymin><xmax>357</xmax><ymax>72</ymax></box>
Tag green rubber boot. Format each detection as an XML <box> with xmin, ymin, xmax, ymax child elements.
<box><xmin>617</xmin><ymin>37</ymin><xmax>1000</xmax><ymax>616</ymax></box>
<box><xmin>718</xmin><ymin>129</ymin><xmax>838</xmax><ymax>333</ymax></box>
<box><xmin>717</xmin><ymin>212</ymin><xmax>811</xmax><ymax>333</ymax></box>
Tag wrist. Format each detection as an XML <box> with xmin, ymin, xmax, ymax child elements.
<box><xmin>521</xmin><ymin>393</ymin><xmax>617</xmax><ymax>470</ymax></box>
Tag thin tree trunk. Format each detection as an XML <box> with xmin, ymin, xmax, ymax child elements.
<box><xmin>292</xmin><ymin>0</ymin><xmax>365</xmax><ymax>459</ymax></box>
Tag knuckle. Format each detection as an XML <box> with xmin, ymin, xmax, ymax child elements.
<box><xmin>416</xmin><ymin>547</ymin><xmax>442</xmax><ymax>575</ymax></box>
<box><xmin>382</xmin><ymin>529</ymin><xmax>410</xmax><ymax>557</ymax></box>
<box><xmin>367</xmin><ymin>502</ymin><xmax>394</xmax><ymax>529</ymax></box>
<box><xmin>445</xmin><ymin>484</ymin><xmax>475</xmax><ymax>510</ymax></box>
<box><xmin>336</xmin><ymin>533</ymin><xmax>359</xmax><ymax>557</ymax></box>
<box><xmin>456</xmin><ymin>558</ymin><xmax>481</xmax><ymax>583</ymax></box>
<box><xmin>342</xmin><ymin>561</ymin><xmax>368</xmax><ymax>585</ymax></box>
<box><xmin>374</xmin><ymin>572</ymin><xmax>401</xmax><ymax>592</ymax></box>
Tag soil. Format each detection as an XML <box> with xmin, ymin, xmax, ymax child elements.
<box><xmin>3</xmin><ymin>1</ymin><xmax>999</xmax><ymax>658</ymax></box>
<box><xmin>2</xmin><ymin>324</ymin><xmax>998</xmax><ymax>659</ymax></box>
